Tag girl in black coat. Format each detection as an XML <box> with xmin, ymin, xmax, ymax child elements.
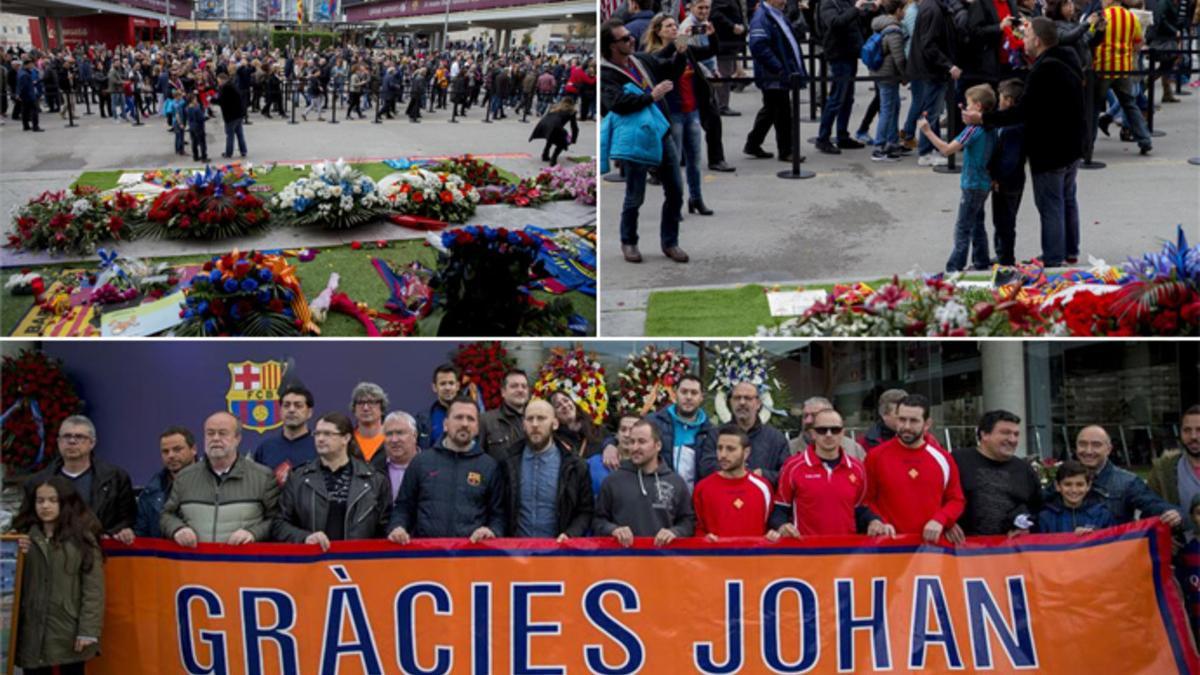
<box><xmin>529</xmin><ymin>98</ymin><xmax>579</xmax><ymax>165</ymax></box>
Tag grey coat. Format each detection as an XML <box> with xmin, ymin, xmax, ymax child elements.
<box><xmin>16</xmin><ymin>527</ymin><xmax>104</xmax><ymax>669</ymax></box>
<box><xmin>871</xmin><ymin>14</ymin><xmax>909</xmax><ymax>82</ymax></box>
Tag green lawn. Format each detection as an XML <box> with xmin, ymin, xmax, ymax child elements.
<box><xmin>644</xmin><ymin>276</ymin><xmax>992</xmax><ymax>337</ymax></box>
<box><xmin>2</xmin><ymin>239</ymin><xmax>595</xmax><ymax>336</ymax></box>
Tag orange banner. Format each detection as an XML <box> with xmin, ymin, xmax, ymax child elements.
<box><xmin>91</xmin><ymin>520</ymin><xmax>1197</xmax><ymax>675</ymax></box>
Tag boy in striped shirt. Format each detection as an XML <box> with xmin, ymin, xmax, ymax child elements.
<box><xmin>1092</xmin><ymin>0</ymin><xmax>1153</xmax><ymax>154</ymax></box>
<box><xmin>692</xmin><ymin>426</ymin><xmax>774</xmax><ymax>539</ymax></box>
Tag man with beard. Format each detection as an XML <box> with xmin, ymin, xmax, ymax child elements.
<box><xmin>593</xmin><ymin>420</ymin><xmax>695</xmax><ymax>547</ymax></box>
<box><xmin>252</xmin><ymin>384</ymin><xmax>317</xmax><ymax>485</ymax></box>
<box><xmin>135</xmin><ymin>426</ymin><xmax>199</xmax><ymax>538</ymax></box>
<box><xmin>693</xmin><ymin>426</ymin><xmax>774</xmax><ymax>539</ymax></box>
<box><xmin>771</xmin><ymin>409</ymin><xmax>891</xmax><ymax>538</ymax></box>
<box><xmin>1075</xmin><ymin>425</ymin><xmax>1181</xmax><ymax>527</ymax></box>
<box><xmin>371</xmin><ymin>411</ymin><xmax>421</xmax><ymax>501</ymax></box>
<box><xmin>789</xmin><ymin>396</ymin><xmax>866</xmax><ymax>460</ymax></box>
<box><xmin>387</xmin><ymin>398</ymin><xmax>506</xmax><ymax>543</ymax></box>
<box><xmin>947</xmin><ymin>410</ymin><xmax>1042</xmax><ymax>541</ymax></box>
<box><xmin>643</xmin><ymin>374</ymin><xmax>712</xmax><ymax>490</ymax></box>
<box><xmin>480</xmin><ymin>370</ymin><xmax>530</xmax><ymax>459</ymax></box>
<box><xmin>857</xmin><ymin>389</ymin><xmax>909</xmax><ymax>452</ymax></box>
<box><xmin>416</xmin><ymin>364</ymin><xmax>461</xmax><ymax>449</ymax></box>
<box><xmin>501</xmin><ymin>399</ymin><xmax>594</xmax><ymax>541</ymax></box>
<box><xmin>696</xmin><ymin>382</ymin><xmax>789</xmax><ymax>485</ymax></box>
<box><xmin>591</xmin><ymin>414</ymin><xmax>642</xmax><ymax>496</ymax></box>
<box><xmin>160</xmin><ymin>412</ymin><xmax>279</xmax><ymax>546</ymax></box>
<box><xmin>1149</xmin><ymin>405</ymin><xmax>1200</xmax><ymax>533</ymax></box>
<box><xmin>864</xmin><ymin>395</ymin><xmax>965</xmax><ymax>543</ymax></box>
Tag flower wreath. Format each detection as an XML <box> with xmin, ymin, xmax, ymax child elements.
<box><xmin>2</xmin><ymin>350</ymin><xmax>84</xmax><ymax>474</ymax></box>
<box><xmin>708</xmin><ymin>342</ymin><xmax>781</xmax><ymax>424</ymax></box>
<box><xmin>452</xmin><ymin>341</ymin><xmax>517</xmax><ymax>410</ymax></box>
<box><xmin>613</xmin><ymin>345</ymin><xmax>692</xmax><ymax>418</ymax></box>
<box><xmin>533</xmin><ymin>347</ymin><xmax>608</xmax><ymax>425</ymax></box>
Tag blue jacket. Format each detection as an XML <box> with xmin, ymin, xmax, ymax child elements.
<box><xmin>1090</xmin><ymin>460</ymin><xmax>1176</xmax><ymax>524</ymax></box>
<box><xmin>415</xmin><ymin>400</ymin><xmax>450</xmax><ymax>450</ymax></box>
<box><xmin>17</xmin><ymin>68</ymin><xmax>37</xmax><ymax>102</ymax></box>
<box><xmin>1035</xmin><ymin>494</ymin><xmax>1115</xmax><ymax>533</ymax></box>
<box><xmin>647</xmin><ymin>405</ymin><xmax>715</xmax><ymax>472</ymax></box>
<box><xmin>600</xmin><ymin>81</ymin><xmax>670</xmax><ymax>172</ymax></box>
<box><xmin>748</xmin><ymin>5</ymin><xmax>808</xmax><ymax>90</ymax></box>
<box><xmin>134</xmin><ymin>468</ymin><xmax>174</xmax><ymax>538</ymax></box>
<box><xmin>989</xmin><ymin>123</ymin><xmax>1026</xmax><ymax>191</ymax></box>
<box><xmin>185</xmin><ymin>104</ymin><xmax>206</xmax><ymax>132</ymax></box>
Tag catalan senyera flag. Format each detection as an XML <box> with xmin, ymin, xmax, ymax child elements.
<box><xmin>88</xmin><ymin>520</ymin><xmax>1199</xmax><ymax>674</ymax></box>
<box><xmin>296</xmin><ymin>0</ymin><xmax>304</xmax><ymax>24</ymax></box>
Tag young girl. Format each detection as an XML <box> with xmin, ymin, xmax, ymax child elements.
<box><xmin>14</xmin><ymin>476</ymin><xmax>105</xmax><ymax>675</ymax></box>
<box><xmin>529</xmin><ymin>98</ymin><xmax>579</xmax><ymax>166</ymax></box>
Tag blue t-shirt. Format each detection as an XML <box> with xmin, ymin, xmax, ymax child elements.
<box><xmin>955</xmin><ymin>125</ymin><xmax>995</xmax><ymax>192</ymax></box>
<box><xmin>252</xmin><ymin>430</ymin><xmax>317</xmax><ymax>477</ymax></box>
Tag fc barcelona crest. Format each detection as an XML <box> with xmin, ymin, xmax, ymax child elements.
<box><xmin>226</xmin><ymin>360</ymin><xmax>287</xmax><ymax>433</ymax></box>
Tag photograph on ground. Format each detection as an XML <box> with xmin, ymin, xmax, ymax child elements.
<box><xmin>0</xmin><ymin>0</ymin><xmax>597</xmax><ymax>336</ymax></box>
<box><xmin>598</xmin><ymin>0</ymin><xmax>1199</xmax><ymax>336</ymax></box>
<box><xmin>0</xmin><ymin>339</ymin><xmax>1197</xmax><ymax>672</ymax></box>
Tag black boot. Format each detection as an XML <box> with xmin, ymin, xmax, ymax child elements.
<box><xmin>687</xmin><ymin>198</ymin><xmax>714</xmax><ymax>216</ymax></box>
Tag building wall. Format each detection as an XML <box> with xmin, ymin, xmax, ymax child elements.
<box><xmin>0</xmin><ymin>12</ymin><xmax>33</xmax><ymax>49</ymax></box>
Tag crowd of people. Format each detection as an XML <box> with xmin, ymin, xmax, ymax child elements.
<box><xmin>600</xmin><ymin>0</ymin><xmax>1196</xmax><ymax>267</ymax></box>
<box><xmin>2</xmin><ymin>37</ymin><xmax>596</xmax><ymax>166</ymax></box>
<box><xmin>9</xmin><ymin>361</ymin><xmax>1200</xmax><ymax>672</ymax></box>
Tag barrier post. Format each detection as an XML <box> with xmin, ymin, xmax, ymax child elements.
<box><xmin>329</xmin><ymin>84</ymin><xmax>339</xmax><ymax>124</ymax></box>
<box><xmin>82</xmin><ymin>80</ymin><xmax>92</xmax><ymax>115</ymax></box>
<box><xmin>1146</xmin><ymin>56</ymin><xmax>1165</xmax><ymax>137</ymax></box>
<box><xmin>778</xmin><ymin>73</ymin><xmax>815</xmax><ymax>180</ymax></box>
<box><xmin>1081</xmin><ymin>69</ymin><xmax>1107</xmax><ymax>169</ymax></box>
<box><xmin>807</xmin><ymin>34</ymin><xmax>819</xmax><ymax>121</ymax></box>
<box><xmin>65</xmin><ymin>84</ymin><xmax>76</xmax><ymax>127</ymax></box>
<box><xmin>373</xmin><ymin>80</ymin><xmax>383</xmax><ymax>124</ymax></box>
<box><xmin>932</xmin><ymin>82</ymin><xmax>961</xmax><ymax>174</ymax></box>
<box><xmin>289</xmin><ymin>79</ymin><xmax>299</xmax><ymax>125</ymax></box>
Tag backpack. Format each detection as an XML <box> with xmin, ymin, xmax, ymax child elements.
<box><xmin>860</xmin><ymin>25</ymin><xmax>901</xmax><ymax>71</ymax></box>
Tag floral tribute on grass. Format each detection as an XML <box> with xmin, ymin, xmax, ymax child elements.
<box><xmin>6</xmin><ymin>186</ymin><xmax>141</xmax><ymax>255</ymax></box>
<box><xmin>135</xmin><ymin>167</ymin><xmax>271</xmax><ymax>240</ymax></box>
<box><xmin>382</xmin><ymin>168</ymin><xmax>480</xmax><ymax>223</ymax></box>
<box><xmin>177</xmin><ymin>250</ymin><xmax>315</xmax><ymax>337</ymax></box>
<box><xmin>273</xmin><ymin>159</ymin><xmax>390</xmax><ymax>230</ymax></box>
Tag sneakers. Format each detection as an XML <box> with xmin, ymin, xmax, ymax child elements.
<box><xmin>918</xmin><ymin>153</ymin><xmax>949</xmax><ymax>167</ymax></box>
<box><xmin>853</xmin><ymin>131</ymin><xmax>874</xmax><ymax>145</ymax></box>
<box><xmin>871</xmin><ymin>148</ymin><xmax>900</xmax><ymax>162</ymax></box>
<box><xmin>837</xmin><ymin>137</ymin><xmax>865</xmax><ymax>150</ymax></box>
<box><xmin>815</xmin><ymin>139</ymin><xmax>841</xmax><ymax>155</ymax></box>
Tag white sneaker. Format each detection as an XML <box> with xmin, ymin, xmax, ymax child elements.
<box><xmin>917</xmin><ymin>153</ymin><xmax>934</xmax><ymax>166</ymax></box>
<box><xmin>929</xmin><ymin>154</ymin><xmax>949</xmax><ymax>167</ymax></box>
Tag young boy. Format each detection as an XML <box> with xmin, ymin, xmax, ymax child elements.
<box><xmin>869</xmin><ymin>0</ymin><xmax>908</xmax><ymax>161</ymax></box>
<box><xmin>164</xmin><ymin>89</ymin><xmax>187</xmax><ymax>156</ymax></box>
<box><xmin>185</xmin><ymin>93</ymin><xmax>209</xmax><ymax>163</ymax></box>
<box><xmin>917</xmin><ymin>84</ymin><xmax>997</xmax><ymax>273</ymax></box>
<box><xmin>1035</xmin><ymin>459</ymin><xmax>1116</xmax><ymax>534</ymax></box>
<box><xmin>988</xmin><ymin>79</ymin><xmax>1027</xmax><ymax>266</ymax></box>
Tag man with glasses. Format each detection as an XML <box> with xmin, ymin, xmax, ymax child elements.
<box><xmin>350</xmin><ymin>382</ymin><xmax>389</xmax><ymax>462</ymax></box>
<box><xmin>252</xmin><ymin>384</ymin><xmax>317</xmax><ymax>485</ymax></box>
<box><xmin>1074</xmin><ymin>424</ymin><xmax>1181</xmax><ymax>527</ymax></box>
<box><xmin>696</xmin><ymin>382</ymin><xmax>789</xmax><ymax>486</ymax></box>
<box><xmin>789</xmin><ymin>396</ymin><xmax>866</xmax><ymax>460</ymax></box>
<box><xmin>947</xmin><ymin>410</ymin><xmax>1042</xmax><ymax>541</ymax></box>
<box><xmin>372</xmin><ymin>411</ymin><xmax>421</xmax><ymax>501</ymax></box>
<box><xmin>24</xmin><ymin>415</ymin><xmax>136</xmax><ymax>543</ymax></box>
<box><xmin>160</xmin><ymin>411</ymin><xmax>279</xmax><ymax>546</ymax></box>
<box><xmin>771</xmin><ymin>409</ymin><xmax>892</xmax><ymax>537</ymax></box>
<box><xmin>864</xmin><ymin>394</ymin><xmax>965</xmax><ymax>543</ymax></box>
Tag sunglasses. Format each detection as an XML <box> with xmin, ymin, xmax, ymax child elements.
<box><xmin>812</xmin><ymin>426</ymin><xmax>844</xmax><ymax>435</ymax></box>
<box><xmin>616</xmin><ymin>35</ymin><xmax>635</xmax><ymax>44</ymax></box>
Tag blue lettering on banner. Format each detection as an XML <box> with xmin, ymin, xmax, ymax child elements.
<box><xmin>835</xmin><ymin>577</ymin><xmax>891</xmax><ymax>672</ymax></box>
<box><xmin>240</xmin><ymin>588</ymin><xmax>299</xmax><ymax>675</ymax></box>
<box><xmin>908</xmin><ymin>576</ymin><xmax>965</xmax><ymax>670</ymax></box>
<box><xmin>694</xmin><ymin>579</ymin><xmax>745</xmax><ymax>674</ymax></box>
<box><xmin>472</xmin><ymin>582</ymin><xmax>493</xmax><ymax>675</ymax></box>
<box><xmin>964</xmin><ymin>576</ymin><xmax>1038</xmax><ymax>669</ymax></box>
<box><xmin>395</xmin><ymin>582</ymin><xmax>454</xmax><ymax>675</ymax></box>
<box><xmin>582</xmin><ymin>581</ymin><xmax>645</xmax><ymax>675</ymax></box>
<box><xmin>319</xmin><ymin>570</ymin><xmax>384</xmax><ymax>675</ymax></box>
<box><xmin>761</xmin><ymin>579</ymin><xmax>820</xmax><ymax>673</ymax></box>
<box><xmin>512</xmin><ymin>582</ymin><xmax>566</xmax><ymax>675</ymax></box>
<box><xmin>176</xmin><ymin>585</ymin><xmax>229</xmax><ymax>675</ymax></box>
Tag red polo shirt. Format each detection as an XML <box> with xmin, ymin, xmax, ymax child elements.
<box><xmin>774</xmin><ymin>446</ymin><xmax>868</xmax><ymax>536</ymax></box>
<box><xmin>693</xmin><ymin>471</ymin><xmax>773</xmax><ymax>537</ymax></box>
<box><xmin>864</xmin><ymin>437</ymin><xmax>965</xmax><ymax>535</ymax></box>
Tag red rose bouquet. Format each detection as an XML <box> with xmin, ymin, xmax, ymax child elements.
<box><xmin>2</xmin><ymin>350</ymin><xmax>84</xmax><ymax>474</ymax></box>
<box><xmin>136</xmin><ymin>167</ymin><xmax>271</xmax><ymax>240</ymax></box>
<box><xmin>5</xmin><ymin>185</ymin><xmax>140</xmax><ymax>255</ymax></box>
<box><xmin>613</xmin><ymin>345</ymin><xmax>691</xmax><ymax>418</ymax></box>
<box><xmin>452</xmin><ymin>341</ymin><xmax>517</xmax><ymax>410</ymax></box>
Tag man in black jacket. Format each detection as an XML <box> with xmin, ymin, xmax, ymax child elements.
<box><xmin>815</xmin><ymin>0</ymin><xmax>872</xmax><ymax>154</ymax></box>
<box><xmin>601</xmin><ymin>20</ymin><xmax>689</xmax><ymax>264</ymax></box>
<box><xmin>710</xmin><ymin>0</ymin><xmax>749</xmax><ymax>115</ymax></box>
<box><xmin>24</xmin><ymin>415</ymin><xmax>136</xmax><ymax>543</ymax></box>
<box><xmin>214</xmin><ymin>71</ymin><xmax>247</xmax><ymax>159</ymax></box>
<box><xmin>501</xmin><ymin>400</ymin><xmax>595</xmax><ymax>540</ymax></box>
<box><xmin>962</xmin><ymin>17</ymin><xmax>1085</xmax><ymax>268</ymax></box>
<box><xmin>386</xmin><ymin>398</ymin><xmax>506</xmax><ymax>543</ymax></box>
<box><xmin>908</xmin><ymin>0</ymin><xmax>962</xmax><ymax>164</ymax></box>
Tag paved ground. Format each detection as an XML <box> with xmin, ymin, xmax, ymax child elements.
<box><xmin>598</xmin><ymin>80</ymin><xmax>1200</xmax><ymax>335</ymax></box>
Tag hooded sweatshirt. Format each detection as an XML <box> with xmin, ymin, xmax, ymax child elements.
<box><xmin>592</xmin><ymin>460</ymin><xmax>696</xmax><ymax>538</ymax></box>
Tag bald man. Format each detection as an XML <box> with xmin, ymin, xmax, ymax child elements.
<box><xmin>160</xmin><ymin>411</ymin><xmax>280</xmax><ymax>546</ymax></box>
<box><xmin>501</xmin><ymin>399</ymin><xmax>594</xmax><ymax>541</ymax></box>
<box><xmin>1073</xmin><ymin>425</ymin><xmax>1181</xmax><ymax>528</ymax></box>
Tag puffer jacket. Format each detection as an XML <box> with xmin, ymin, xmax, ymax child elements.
<box><xmin>501</xmin><ymin>440</ymin><xmax>595</xmax><ymax>537</ymax></box>
<box><xmin>272</xmin><ymin>458</ymin><xmax>392</xmax><ymax>542</ymax></box>
<box><xmin>870</xmin><ymin>14</ymin><xmax>908</xmax><ymax>82</ymax></box>
<box><xmin>1034</xmin><ymin>493</ymin><xmax>1115</xmax><ymax>533</ymax></box>
<box><xmin>16</xmin><ymin>526</ymin><xmax>104</xmax><ymax>669</ymax></box>
<box><xmin>386</xmin><ymin>441</ymin><xmax>507</xmax><ymax>538</ymax></box>
<box><xmin>600</xmin><ymin>80</ymin><xmax>671</xmax><ymax>172</ymax></box>
<box><xmin>159</xmin><ymin>456</ymin><xmax>280</xmax><ymax>543</ymax></box>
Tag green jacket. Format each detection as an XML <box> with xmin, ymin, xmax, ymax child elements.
<box><xmin>1148</xmin><ymin>450</ymin><xmax>1184</xmax><ymax>507</ymax></box>
<box><xmin>159</xmin><ymin>455</ymin><xmax>280</xmax><ymax>543</ymax></box>
<box><xmin>17</xmin><ymin>527</ymin><xmax>105</xmax><ymax>669</ymax></box>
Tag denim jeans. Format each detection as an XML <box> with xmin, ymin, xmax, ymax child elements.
<box><xmin>818</xmin><ymin>59</ymin><xmax>857</xmax><ymax>142</ymax></box>
<box><xmin>620</xmin><ymin>134</ymin><xmax>683</xmax><ymax>249</ymax></box>
<box><xmin>911</xmin><ymin>79</ymin><xmax>946</xmax><ymax>156</ymax></box>
<box><xmin>1095</xmin><ymin>77</ymin><xmax>1151</xmax><ymax>150</ymax></box>
<box><xmin>947</xmin><ymin>188</ymin><xmax>991</xmax><ymax>272</ymax></box>
<box><xmin>224</xmin><ymin>117</ymin><xmax>247</xmax><ymax>157</ymax></box>
<box><xmin>875</xmin><ymin>81</ymin><xmax>900</xmax><ymax>147</ymax></box>
<box><xmin>112</xmin><ymin>92</ymin><xmax>125</xmax><ymax>118</ymax></box>
<box><xmin>669</xmin><ymin>109</ymin><xmax>704</xmax><ymax>201</ymax></box>
<box><xmin>1031</xmin><ymin>160</ymin><xmax>1081</xmax><ymax>266</ymax></box>
<box><xmin>902</xmin><ymin>81</ymin><xmax>922</xmax><ymax>137</ymax></box>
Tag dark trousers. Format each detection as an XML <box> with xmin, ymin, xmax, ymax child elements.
<box><xmin>701</xmin><ymin>107</ymin><xmax>726</xmax><ymax>165</ymax></box>
<box><xmin>992</xmin><ymin>188</ymin><xmax>1023</xmax><ymax>266</ymax></box>
<box><xmin>542</xmin><ymin>138</ymin><xmax>568</xmax><ymax>165</ymax></box>
<box><xmin>21</xmin><ymin>99</ymin><xmax>39</xmax><ymax>130</ymax></box>
<box><xmin>25</xmin><ymin>663</ymin><xmax>85</xmax><ymax>675</ymax></box>
<box><xmin>97</xmin><ymin>91</ymin><xmax>111</xmax><ymax>117</ymax></box>
<box><xmin>174</xmin><ymin>127</ymin><xmax>186</xmax><ymax>153</ymax></box>
<box><xmin>347</xmin><ymin>92</ymin><xmax>363</xmax><ymax>117</ymax></box>
<box><xmin>190</xmin><ymin>129</ymin><xmax>207</xmax><ymax>160</ymax></box>
<box><xmin>406</xmin><ymin>96</ymin><xmax>422</xmax><ymax>119</ymax></box>
<box><xmin>620</xmin><ymin>134</ymin><xmax>683</xmax><ymax>248</ymax></box>
<box><xmin>747</xmin><ymin>88</ymin><xmax>791</xmax><ymax>156</ymax></box>
<box><xmin>818</xmin><ymin>59</ymin><xmax>857</xmax><ymax>142</ymax></box>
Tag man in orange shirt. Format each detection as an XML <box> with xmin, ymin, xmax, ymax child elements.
<box><xmin>1092</xmin><ymin>0</ymin><xmax>1152</xmax><ymax>154</ymax></box>
<box><xmin>350</xmin><ymin>381</ymin><xmax>389</xmax><ymax>461</ymax></box>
